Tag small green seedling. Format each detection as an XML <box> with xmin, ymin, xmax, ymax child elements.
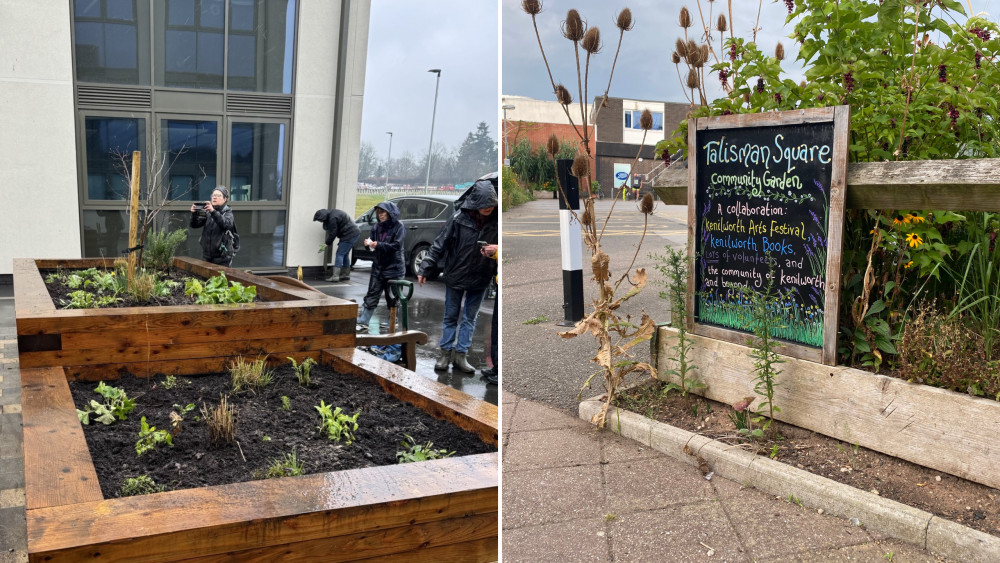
<box><xmin>119</xmin><ymin>475</ymin><xmax>164</xmax><ymax>497</ymax></box>
<box><xmin>396</xmin><ymin>434</ymin><xmax>454</xmax><ymax>463</ymax></box>
<box><xmin>162</xmin><ymin>375</ymin><xmax>178</xmax><ymax>389</ymax></box>
<box><xmin>288</xmin><ymin>356</ymin><xmax>317</xmax><ymax>386</ymax></box>
<box><xmin>281</xmin><ymin>396</ymin><xmax>292</xmax><ymax>411</ymax></box>
<box><xmin>315</xmin><ymin>400</ymin><xmax>360</xmax><ymax>444</ymax></box>
<box><xmin>263</xmin><ymin>451</ymin><xmax>305</xmax><ymax>479</ymax></box>
<box><xmin>135</xmin><ymin>416</ymin><xmax>174</xmax><ymax>456</ymax></box>
<box><xmin>77</xmin><ymin>382</ymin><xmax>135</xmax><ymax>425</ymax></box>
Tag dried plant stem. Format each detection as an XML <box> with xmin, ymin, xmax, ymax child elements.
<box><xmin>529</xmin><ymin>13</ymin><xmax>584</xmax><ymax>140</ymax></box>
<box><xmin>597</xmin><ymin>29</ymin><xmax>628</xmax><ymax>124</ymax></box>
<box><xmin>599</xmin><ymin>129</ymin><xmax>648</xmax><ymax>241</ymax></box>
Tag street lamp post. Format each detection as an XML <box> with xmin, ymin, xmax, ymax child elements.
<box><xmin>501</xmin><ymin>104</ymin><xmax>515</xmax><ymax>164</ymax></box>
<box><xmin>423</xmin><ymin>68</ymin><xmax>441</xmax><ymax>194</ymax></box>
<box><xmin>383</xmin><ymin>131</ymin><xmax>393</xmax><ymax>200</ymax></box>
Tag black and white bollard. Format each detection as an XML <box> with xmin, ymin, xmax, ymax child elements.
<box><xmin>556</xmin><ymin>159</ymin><xmax>585</xmax><ymax>326</ymax></box>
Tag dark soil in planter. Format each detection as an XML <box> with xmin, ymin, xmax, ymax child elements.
<box><xmin>616</xmin><ymin>381</ymin><xmax>1000</xmax><ymax>538</ymax></box>
<box><xmin>70</xmin><ymin>364</ymin><xmax>496</xmax><ymax>498</ymax></box>
<box><xmin>41</xmin><ymin>268</ymin><xmax>256</xmax><ymax>308</ymax></box>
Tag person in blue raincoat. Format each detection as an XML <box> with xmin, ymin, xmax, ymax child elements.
<box><xmin>356</xmin><ymin>201</ymin><xmax>405</xmax><ymax>330</ymax></box>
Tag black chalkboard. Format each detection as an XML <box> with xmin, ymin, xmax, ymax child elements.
<box><xmin>687</xmin><ymin>108</ymin><xmax>849</xmax><ymax>364</ymax></box>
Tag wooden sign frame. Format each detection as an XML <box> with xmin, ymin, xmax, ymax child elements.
<box><xmin>686</xmin><ymin>106</ymin><xmax>850</xmax><ymax>365</ymax></box>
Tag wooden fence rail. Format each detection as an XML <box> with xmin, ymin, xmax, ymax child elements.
<box><xmin>653</xmin><ymin>158</ymin><xmax>1000</xmax><ymax>210</ymax></box>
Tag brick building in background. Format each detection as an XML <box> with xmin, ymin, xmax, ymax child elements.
<box><xmin>501</xmin><ymin>95</ymin><xmax>689</xmax><ymax>198</ymax></box>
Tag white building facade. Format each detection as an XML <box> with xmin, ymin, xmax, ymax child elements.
<box><xmin>0</xmin><ymin>0</ymin><xmax>370</xmax><ymax>277</ymax></box>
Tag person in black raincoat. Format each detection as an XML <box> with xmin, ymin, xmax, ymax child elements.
<box><xmin>313</xmin><ymin>208</ymin><xmax>361</xmax><ymax>282</ymax></box>
<box><xmin>357</xmin><ymin>200</ymin><xmax>405</xmax><ymax>330</ymax></box>
<box><xmin>417</xmin><ymin>178</ymin><xmax>498</xmax><ymax>373</ymax></box>
<box><xmin>189</xmin><ymin>186</ymin><xmax>237</xmax><ymax>266</ymax></box>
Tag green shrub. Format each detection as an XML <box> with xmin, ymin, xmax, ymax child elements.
<box><xmin>184</xmin><ymin>273</ymin><xmax>257</xmax><ymax>304</ymax></box>
<box><xmin>315</xmin><ymin>400</ymin><xmax>360</xmax><ymax>444</ymax></box>
<box><xmin>143</xmin><ymin>228</ymin><xmax>187</xmax><ymax>271</ymax></box>
<box><xmin>501</xmin><ymin>167</ymin><xmax>534</xmax><ymax>211</ymax></box>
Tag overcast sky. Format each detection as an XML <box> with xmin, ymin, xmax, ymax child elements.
<box><xmin>502</xmin><ymin>0</ymin><xmax>996</xmax><ymax>105</ymax></box>
<box><xmin>360</xmin><ymin>1</ymin><xmax>500</xmax><ymax>160</ymax></box>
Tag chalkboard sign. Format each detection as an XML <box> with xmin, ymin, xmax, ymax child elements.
<box><xmin>686</xmin><ymin>107</ymin><xmax>849</xmax><ymax>365</ymax></box>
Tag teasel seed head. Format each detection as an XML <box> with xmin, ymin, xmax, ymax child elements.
<box><xmin>679</xmin><ymin>6</ymin><xmax>692</xmax><ymax>28</ymax></box>
<box><xmin>616</xmin><ymin>8</ymin><xmax>634</xmax><ymax>32</ymax></box>
<box><xmin>582</xmin><ymin>27</ymin><xmax>601</xmax><ymax>54</ymax></box>
<box><xmin>562</xmin><ymin>9</ymin><xmax>585</xmax><ymax>41</ymax></box>
<box><xmin>581</xmin><ymin>206</ymin><xmax>592</xmax><ymax>225</ymax></box>
<box><xmin>686</xmin><ymin>68</ymin><xmax>700</xmax><ymax>89</ymax></box>
<box><xmin>640</xmin><ymin>109</ymin><xmax>653</xmax><ymax>130</ymax></box>
<box><xmin>717</xmin><ymin>14</ymin><xmax>728</xmax><ymax>33</ymax></box>
<box><xmin>546</xmin><ymin>134</ymin><xmax>559</xmax><ymax>157</ymax></box>
<box><xmin>775</xmin><ymin>42</ymin><xmax>785</xmax><ymax>61</ymax></box>
<box><xmin>699</xmin><ymin>44</ymin><xmax>710</xmax><ymax>66</ymax></box>
<box><xmin>671</xmin><ymin>51</ymin><xmax>681</xmax><ymax>64</ymax></box>
<box><xmin>521</xmin><ymin>0</ymin><xmax>541</xmax><ymax>15</ymax></box>
<box><xmin>675</xmin><ymin>38</ymin><xmax>688</xmax><ymax>58</ymax></box>
<box><xmin>640</xmin><ymin>192</ymin><xmax>655</xmax><ymax>214</ymax></box>
<box><xmin>571</xmin><ymin>153</ymin><xmax>590</xmax><ymax>179</ymax></box>
<box><xmin>686</xmin><ymin>39</ymin><xmax>698</xmax><ymax>60</ymax></box>
<box><xmin>555</xmin><ymin>84</ymin><xmax>573</xmax><ymax>105</ymax></box>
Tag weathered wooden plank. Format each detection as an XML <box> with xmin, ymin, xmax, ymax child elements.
<box><xmin>170</xmin><ymin>513</ymin><xmax>498</xmax><ymax>562</ymax></box>
<box><xmin>16</xmin><ymin>301</ymin><xmax>356</xmax><ymax>336</ymax></box>
<box><xmin>326</xmin><ymin>348</ymin><xmax>499</xmax><ymax>446</ymax></box>
<box><xmin>63</xmin><ymin>350</ymin><xmax>329</xmax><ymax>381</ymax></box>
<box><xmin>19</xmin><ymin>334</ymin><xmax>355</xmax><ymax>369</ymax></box>
<box><xmin>351</xmin><ymin>538</ymin><xmax>497</xmax><ymax>563</ymax></box>
<box><xmin>13</xmin><ymin>259</ymin><xmax>56</xmax><ymax>316</ymax></box>
<box><xmin>695</xmin><ymin>107</ymin><xmax>837</xmax><ymax>130</ymax></box>
<box><xmin>655</xmin><ymin>326</ymin><xmax>1000</xmax><ymax>490</ymax></box>
<box><xmin>59</xmin><ymin>321</ymin><xmax>331</xmax><ymax>350</ymax></box>
<box><xmin>654</xmin><ymin>158</ymin><xmax>1000</xmax><ymax>211</ymax></box>
<box><xmin>27</xmin><ymin>455</ymin><xmax>498</xmax><ymax>562</ymax></box>
<box><xmin>172</xmin><ymin>257</ymin><xmax>327</xmax><ymax>302</ymax></box>
<box><xmin>20</xmin><ymin>367</ymin><xmax>103</xmax><ymax>509</ymax></box>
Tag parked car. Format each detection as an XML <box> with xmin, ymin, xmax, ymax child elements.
<box><xmin>352</xmin><ymin>194</ymin><xmax>460</xmax><ymax>275</ymax></box>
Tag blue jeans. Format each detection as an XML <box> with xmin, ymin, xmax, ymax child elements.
<box><xmin>335</xmin><ymin>235</ymin><xmax>358</xmax><ymax>267</ymax></box>
<box><xmin>439</xmin><ymin>285</ymin><xmax>488</xmax><ymax>354</ymax></box>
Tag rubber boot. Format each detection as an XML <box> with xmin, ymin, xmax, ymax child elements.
<box><xmin>325</xmin><ymin>266</ymin><xmax>341</xmax><ymax>282</ymax></box>
<box><xmin>339</xmin><ymin>266</ymin><xmax>351</xmax><ymax>282</ymax></box>
<box><xmin>453</xmin><ymin>352</ymin><xmax>476</xmax><ymax>374</ymax></box>
<box><xmin>356</xmin><ymin>307</ymin><xmax>374</xmax><ymax>332</ymax></box>
<box><xmin>434</xmin><ymin>349</ymin><xmax>453</xmax><ymax>371</ymax></box>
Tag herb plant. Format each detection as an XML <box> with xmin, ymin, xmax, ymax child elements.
<box><xmin>288</xmin><ymin>356</ymin><xmax>317</xmax><ymax>387</ymax></box>
<box><xmin>315</xmin><ymin>400</ymin><xmax>360</xmax><ymax>444</ymax></box>
<box><xmin>652</xmin><ymin>245</ymin><xmax>703</xmax><ymax>396</ymax></box>
<box><xmin>281</xmin><ymin>396</ymin><xmax>292</xmax><ymax>411</ymax></box>
<box><xmin>135</xmin><ymin>416</ymin><xmax>174</xmax><ymax>456</ymax></box>
<box><xmin>396</xmin><ymin>434</ymin><xmax>454</xmax><ymax>463</ymax></box>
<box><xmin>184</xmin><ymin>273</ymin><xmax>257</xmax><ymax>304</ymax></box>
<box><xmin>77</xmin><ymin>382</ymin><xmax>135</xmax><ymax>425</ymax></box>
<box><xmin>119</xmin><ymin>475</ymin><xmax>164</xmax><ymax>497</ymax></box>
<box><xmin>263</xmin><ymin>451</ymin><xmax>305</xmax><ymax>479</ymax></box>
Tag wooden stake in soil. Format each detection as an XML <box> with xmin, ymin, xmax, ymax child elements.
<box><xmin>127</xmin><ymin>150</ymin><xmax>141</xmax><ymax>287</ymax></box>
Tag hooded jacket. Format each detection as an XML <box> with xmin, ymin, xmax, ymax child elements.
<box><xmin>313</xmin><ymin>208</ymin><xmax>361</xmax><ymax>245</ymax></box>
<box><xmin>190</xmin><ymin>203</ymin><xmax>236</xmax><ymax>264</ymax></box>
<box><xmin>369</xmin><ymin>201</ymin><xmax>406</xmax><ymax>279</ymax></box>
<box><xmin>418</xmin><ymin>179</ymin><xmax>498</xmax><ymax>290</ymax></box>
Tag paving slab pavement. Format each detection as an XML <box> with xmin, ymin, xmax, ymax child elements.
<box><xmin>501</xmin><ymin>391</ymin><xmax>951</xmax><ymax>562</ymax></box>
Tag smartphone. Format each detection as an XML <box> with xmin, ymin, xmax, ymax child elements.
<box><xmin>477</xmin><ymin>240</ymin><xmax>487</xmax><ymax>247</ymax></box>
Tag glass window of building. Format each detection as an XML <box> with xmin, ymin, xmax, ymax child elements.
<box><xmin>624</xmin><ymin>110</ymin><xmax>664</xmax><ymax>131</ymax></box>
<box><xmin>155</xmin><ymin>0</ymin><xmax>226</xmax><ymax>89</ymax></box>
<box><xmin>229</xmin><ymin>122</ymin><xmax>287</xmax><ymax>202</ymax></box>
<box><xmin>162</xmin><ymin>119</ymin><xmax>219</xmax><ymax>201</ymax></box>
<box><xmin>84</xmin><ymin>116</ymin><xmax>146</xmax><ymax>201</ymax></box>
<box><xmin>228</xmin><ymin>0</ymin><xmax>296</xmax><ymax>93</ymax></box>
<box><xmin>73</xmin><ymin>0</ymin><xmax>150</xmax><ymax>85</ymax></box>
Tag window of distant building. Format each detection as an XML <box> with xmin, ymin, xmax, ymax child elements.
<box><xmin>71</xmin><ymin>0</ymin><xmax>297</xmax><ymax>268</ymax></box>
<box><xmin>623</xmin><ymin>109</ymin><xmax>663</xmax><ymax>131</ymax></box>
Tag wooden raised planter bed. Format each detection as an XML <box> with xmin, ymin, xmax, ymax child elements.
<box><xmin>21</xmin><ymin>348</ymin><xmax>498</xmax><ymax>561</ymax></box>
<box><xmin>654</xmin><ymin>326</ymin><xmax>1000</xmax><ymax>491</ymax></box>
<box><xmin>16</xmin><ymin>257</ymin><xmax>498</xmax><ymax>560</ymax></box>
<box><xmin>14</xmin><ymin>257</ymin><xmax>357</xmax><ymax>379</ymax></box>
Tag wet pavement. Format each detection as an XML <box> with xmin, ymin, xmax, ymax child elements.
<box><xmin>288</xmin><ymin>261</ymin><xmax>498</xmax><ymax>406</ymax></box>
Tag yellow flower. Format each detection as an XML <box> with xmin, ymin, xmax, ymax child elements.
<box><xmin>905</xmin><ymin>233</ymin><xmax>923</xmax><ymax>248</ymax></box>
<box><xmin>910</xmin><ymin>215</ymin><xmax>926</xmax><ymax>223</ymax></box>
<box><xmin>904</xmin><ymin>260</ymin><xmax>914</xmax><ymax>269</ymax></box>
<box><xmin>903</xmin><ymin>214</ymin><xmax>913</xmax><ymax>224</ymax></box>
<box><xmin>892</xmin><ymin>216</ymin><xmax>904</xmax><ymax>226</ymax></box>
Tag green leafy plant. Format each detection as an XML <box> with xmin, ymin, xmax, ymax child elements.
<box><xmin>281</xmin><ymin>395</ymin><xmax>292</xmax><ymax>411</ymax></box>
<box><xmin>63</xmin><ymin>290</ymin><xmax>118</xmax><ymax>309</ymax></box>
<box><xmin>201</xmin><ymin>395</ymin><xmax>237</xmax><ymax>445</ymax></box>
<box><xmin>396</xmin><ymin>434</ymin><xmax>454</xmax><ymax>463</ymax></box>
<box><xmin>742</xmin><ymin>276</ymin><xmax>786</xmax><ymax>440</ymax></box>
<box><xmin>523</xmin><ymin>315</ymin><xmax>548</xmax><ymax>325</ymax></box>
<box><xmin>142</xmin><ymin>228</ymin><xmax>188</xmax><ymax>271</ymax></box>
<box><xmin>162</xmin><ymin>375</ymin><xmax>178</xmax><ymax>389</ymax></box>
<box><xmin>119</xmin><ymin>475</ymin><xmax>164</xmax><ymax>497</ymax></box>
<box><xmin>229</xmin><ymin>355</ymin><xmax>273</xmax><ymax>393</ymax></box>
<box><xmin>184</xmin><ymin>273</ymin><xmax>257</xmax><ymax>304</ymax></box>
<box><xmin>288</xmin><ymin>356</ymin><xmax>317</xmax><ymax>387</ymax></box>
<box><xmin>77</xmin><ymin>382</ymin><xmax>135</xmax><ymax>425</ymax></box>
<box><xmin>262</xmin><ymin>451</ymin><xmax>305</xmax><ymax>479</ymax></box>
<box><xmin>135</xmin><ymin>416</ymin><xmax>174</xmax><ymax>456</ymax></box>
<box><xmin>652</xmin><ymin>245</ymin><xmax>703</xmax><ymax>396</ymax></box>
<box><xmin>314</xmin><ymin>400</ymin><xmax>360</xmax><ymax>444</ymax></box>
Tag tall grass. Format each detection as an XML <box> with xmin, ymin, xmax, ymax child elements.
<box><xmin>944</xmin><ymin>212</ymin><xmax>1000</xmax><ymax>360</ymax></box>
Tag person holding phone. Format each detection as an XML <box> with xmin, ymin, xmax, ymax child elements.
<box><xmin>417</xmin><ymin>177</ymin><xmax>498</xmax><ymax>374</ymax></box>
<box><xmin>189</xmin><ymin>186</ymin><xmax>237</xmax><ymax>266</ymax></box>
